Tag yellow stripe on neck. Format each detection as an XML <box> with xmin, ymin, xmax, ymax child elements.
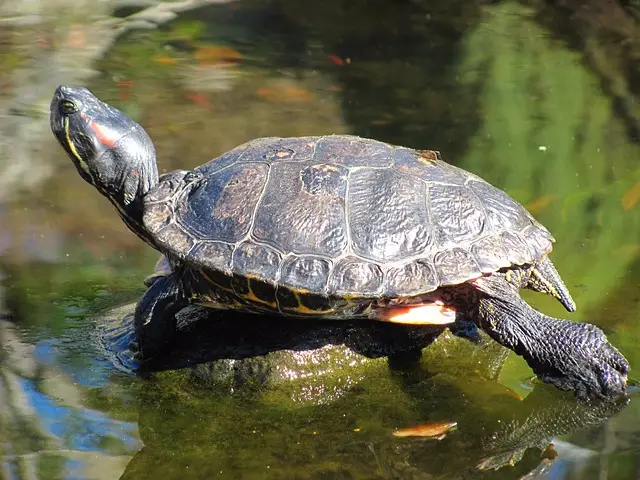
<box><xmin>64</xmin><ymin>117</ymin><xmax>157</xmax><ymax>249</ymax></box>
<box><xmin>64</xmin><ymin>117</ymin><xmax>95</xmax><ymax>183</ymax></box>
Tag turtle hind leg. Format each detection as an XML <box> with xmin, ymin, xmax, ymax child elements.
<box><xmin>133</xmin><ymin>271</ymin><xmax>188</xmax><ymax>361</ymax></box>
<box><xmin>525</xmin><ymin>257</ymin><xmax>576</xmax><ymax>313</ymax></box>
<box><xmin>474</xmin><ymin>274</ymin><xmax>628</xmax><ymax>398</ymax></box>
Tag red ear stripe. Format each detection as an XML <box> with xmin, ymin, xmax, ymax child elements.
<box><xmin>81</xmin><ymin>113</ymin><xmax>118</xmax><ymax>148</ymax></box>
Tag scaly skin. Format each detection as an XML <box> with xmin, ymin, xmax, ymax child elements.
<box><xmin>473</xmin><ymin>272</ymin><xmax>628</xmax><ymax>399</ymax></box>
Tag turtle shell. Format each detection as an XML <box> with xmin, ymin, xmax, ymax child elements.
<box><xmin>143</xmin><ymin>135</ymin><xmax>554</xmax><ymax>301</ymax></box>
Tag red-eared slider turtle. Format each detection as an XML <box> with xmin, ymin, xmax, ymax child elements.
<box><xmin>50</xmin><ymin>85</ymin><xmax>628</xmax><ymax>398</ymax></box>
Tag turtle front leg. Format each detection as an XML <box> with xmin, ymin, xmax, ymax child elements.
<box><xmin>133</xmin><ymin>271</ymin><xmax>189</xmax><ymax>361</ymax></box>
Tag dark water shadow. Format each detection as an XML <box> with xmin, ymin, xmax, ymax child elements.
<box><xmin>167</xmin><ymin>0</ymin><xmax>487</xmax><ymax>158</ymax></box>
<box><xmin>100</xmin><ymin>304</ymin><xmax>443</xmax><ymax>375</ymax></box>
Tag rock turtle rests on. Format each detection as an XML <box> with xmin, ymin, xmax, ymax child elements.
<box><xmin>50</xmin><ymin>85</ymin><xmax>629</xmax><ymax>398</ymax></box>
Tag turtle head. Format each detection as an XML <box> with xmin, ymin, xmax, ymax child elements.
<box><xmin>50</xmin><ymin>85</ymin><xmax>158</xmax><ymax>224</ymax></box>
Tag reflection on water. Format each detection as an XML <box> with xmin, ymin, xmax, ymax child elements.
<box><xmin>1</xmin><ymin>319</ymin><xmax>141</xmax><ymax>479</ymax></box>
<box><xmin>1</xmin><ymin>0</ymin><xmax>640</xmax><ymax>478</ymax></box>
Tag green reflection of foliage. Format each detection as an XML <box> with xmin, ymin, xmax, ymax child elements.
<box><xmin>0</xmin><ymin>51</ymin><xmax>25</xmax><ymax>73</ymax></box>
<box><xmin>455</xmin><ymin>2</ymin><xmax>640</xmax><ymax>385</ymax></box>
<box><xmin>98</xmin><ymin>20</ymin><xmax>205</xmax><ymax>77</ymax></box>
<box><xmin>169</xmin><ymin>20</ymin><xmax>206</xmax><ymax>42</ymax></box>
<box><xmin>3</xmin><ymin>254</ymin><xmax>150</xmax><ymax>334</ymax></box>
<box><xmin>457</xmin><ymin>2</ymin><xmax>640</xmax><ymax>315</ymax></box>
<box><xmin>95</xmin><ymin>20</ymin><xmax>206</xmax><ymax>108</ymax></box>
<box><xmin>2</xmin><ymin>260</ymin><xmax>144</xmax><ymax>383</ymax></box>
<box><xmin>36</xmin><ymin>453</ymin><xmax>66</xmax><ymax>479</ymax></box>
<box><xmin>100</xmin><ymin>34</ymin><xmax>177</xmax><ymax>84</ymax></box>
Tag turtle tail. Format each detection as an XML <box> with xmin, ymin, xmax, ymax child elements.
<box><xmin>526</xmin><ymin>257</ymin><xmax>576</xmax><ymax>313</ymax></box>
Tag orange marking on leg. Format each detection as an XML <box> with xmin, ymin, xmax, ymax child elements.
<box><xmin>378</xmin><ymin>302</ymin><xmax>456</xmax><ymax>325</ymax></box>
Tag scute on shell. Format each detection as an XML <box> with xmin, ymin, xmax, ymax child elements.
<box><xmin>142</xmin><ymin>135</ymin><xmax>554</xmax><ymax>299</ymax></box>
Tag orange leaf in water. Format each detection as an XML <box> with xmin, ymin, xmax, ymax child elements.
<box><xmin>185</xmin><ymin>91</ymin><xmax>213</xmax><ymax>109</ymax></box>
<box><xmin>392</xmin><ymin>421</ymin><xmax>457</xmax><ymax>439</ymax></box>
<box><xmin>504</xmin><ymin>387</ymin><xmax>525</xmax><ymax>401</ymax></box>
<box><xmin>525</xmin><ymin>194</ymin><xmax>557</xmax><ymax>214</ymax></box>
<box><xmin>153</xmin><ymin>55</ymin><xmax>177</xmax><ymax>66</ymax></box>
<box><xmin>195</xmin><ymin>46</ymin><xmax>242</xmax><ymax>65</ymax></box>
<box><xmin>622</xmin><ymin>180</ymin><xmax>640</xmax><ymax>211</ymax></box>
<box><xmin>283</xmin><ymin>87</ymin><xmax>314</xmax><ymax>102</ymax></box>
<box><xmin>255</xmin><ymin>88</ymin><xmax>274</xmax><ymax>98</ymax></box>
<box><xmin>328</xmin><ymin>55</ymin><xmax>345</xmax><ymax>66</ymax></box>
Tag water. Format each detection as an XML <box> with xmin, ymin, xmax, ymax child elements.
<box><xmin>2</xmin><ymin>1</ymin><xmax>640</xmax><ymax>478</ymax></box>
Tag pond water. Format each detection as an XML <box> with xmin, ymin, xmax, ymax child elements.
<box><xmin>1</xmin><ymin>1</ymin><xmax>640</xmax><ymax>479</ymax></box>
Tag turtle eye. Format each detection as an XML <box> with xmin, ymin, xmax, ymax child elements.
<box><xmin>60</xmin><ymin>100</ymin><xmax>78</xmax><ymax>115</ymax></box>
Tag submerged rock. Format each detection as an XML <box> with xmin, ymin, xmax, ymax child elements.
<box><xmin>96</xmin><ymin>301</ymin><xmax>510</xmax><ymax>403</ymax></box>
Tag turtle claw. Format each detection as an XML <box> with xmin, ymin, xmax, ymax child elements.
<box><xmin>528</xmin><ymin>322</ymin><xmax>629</xmax><ymax>399</ymax></box>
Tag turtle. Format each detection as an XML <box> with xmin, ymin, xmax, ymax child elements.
<box><xmin>50</xmin><ymin>85</ymin><xmax>629</xmax><ymax>398</ymax></box>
